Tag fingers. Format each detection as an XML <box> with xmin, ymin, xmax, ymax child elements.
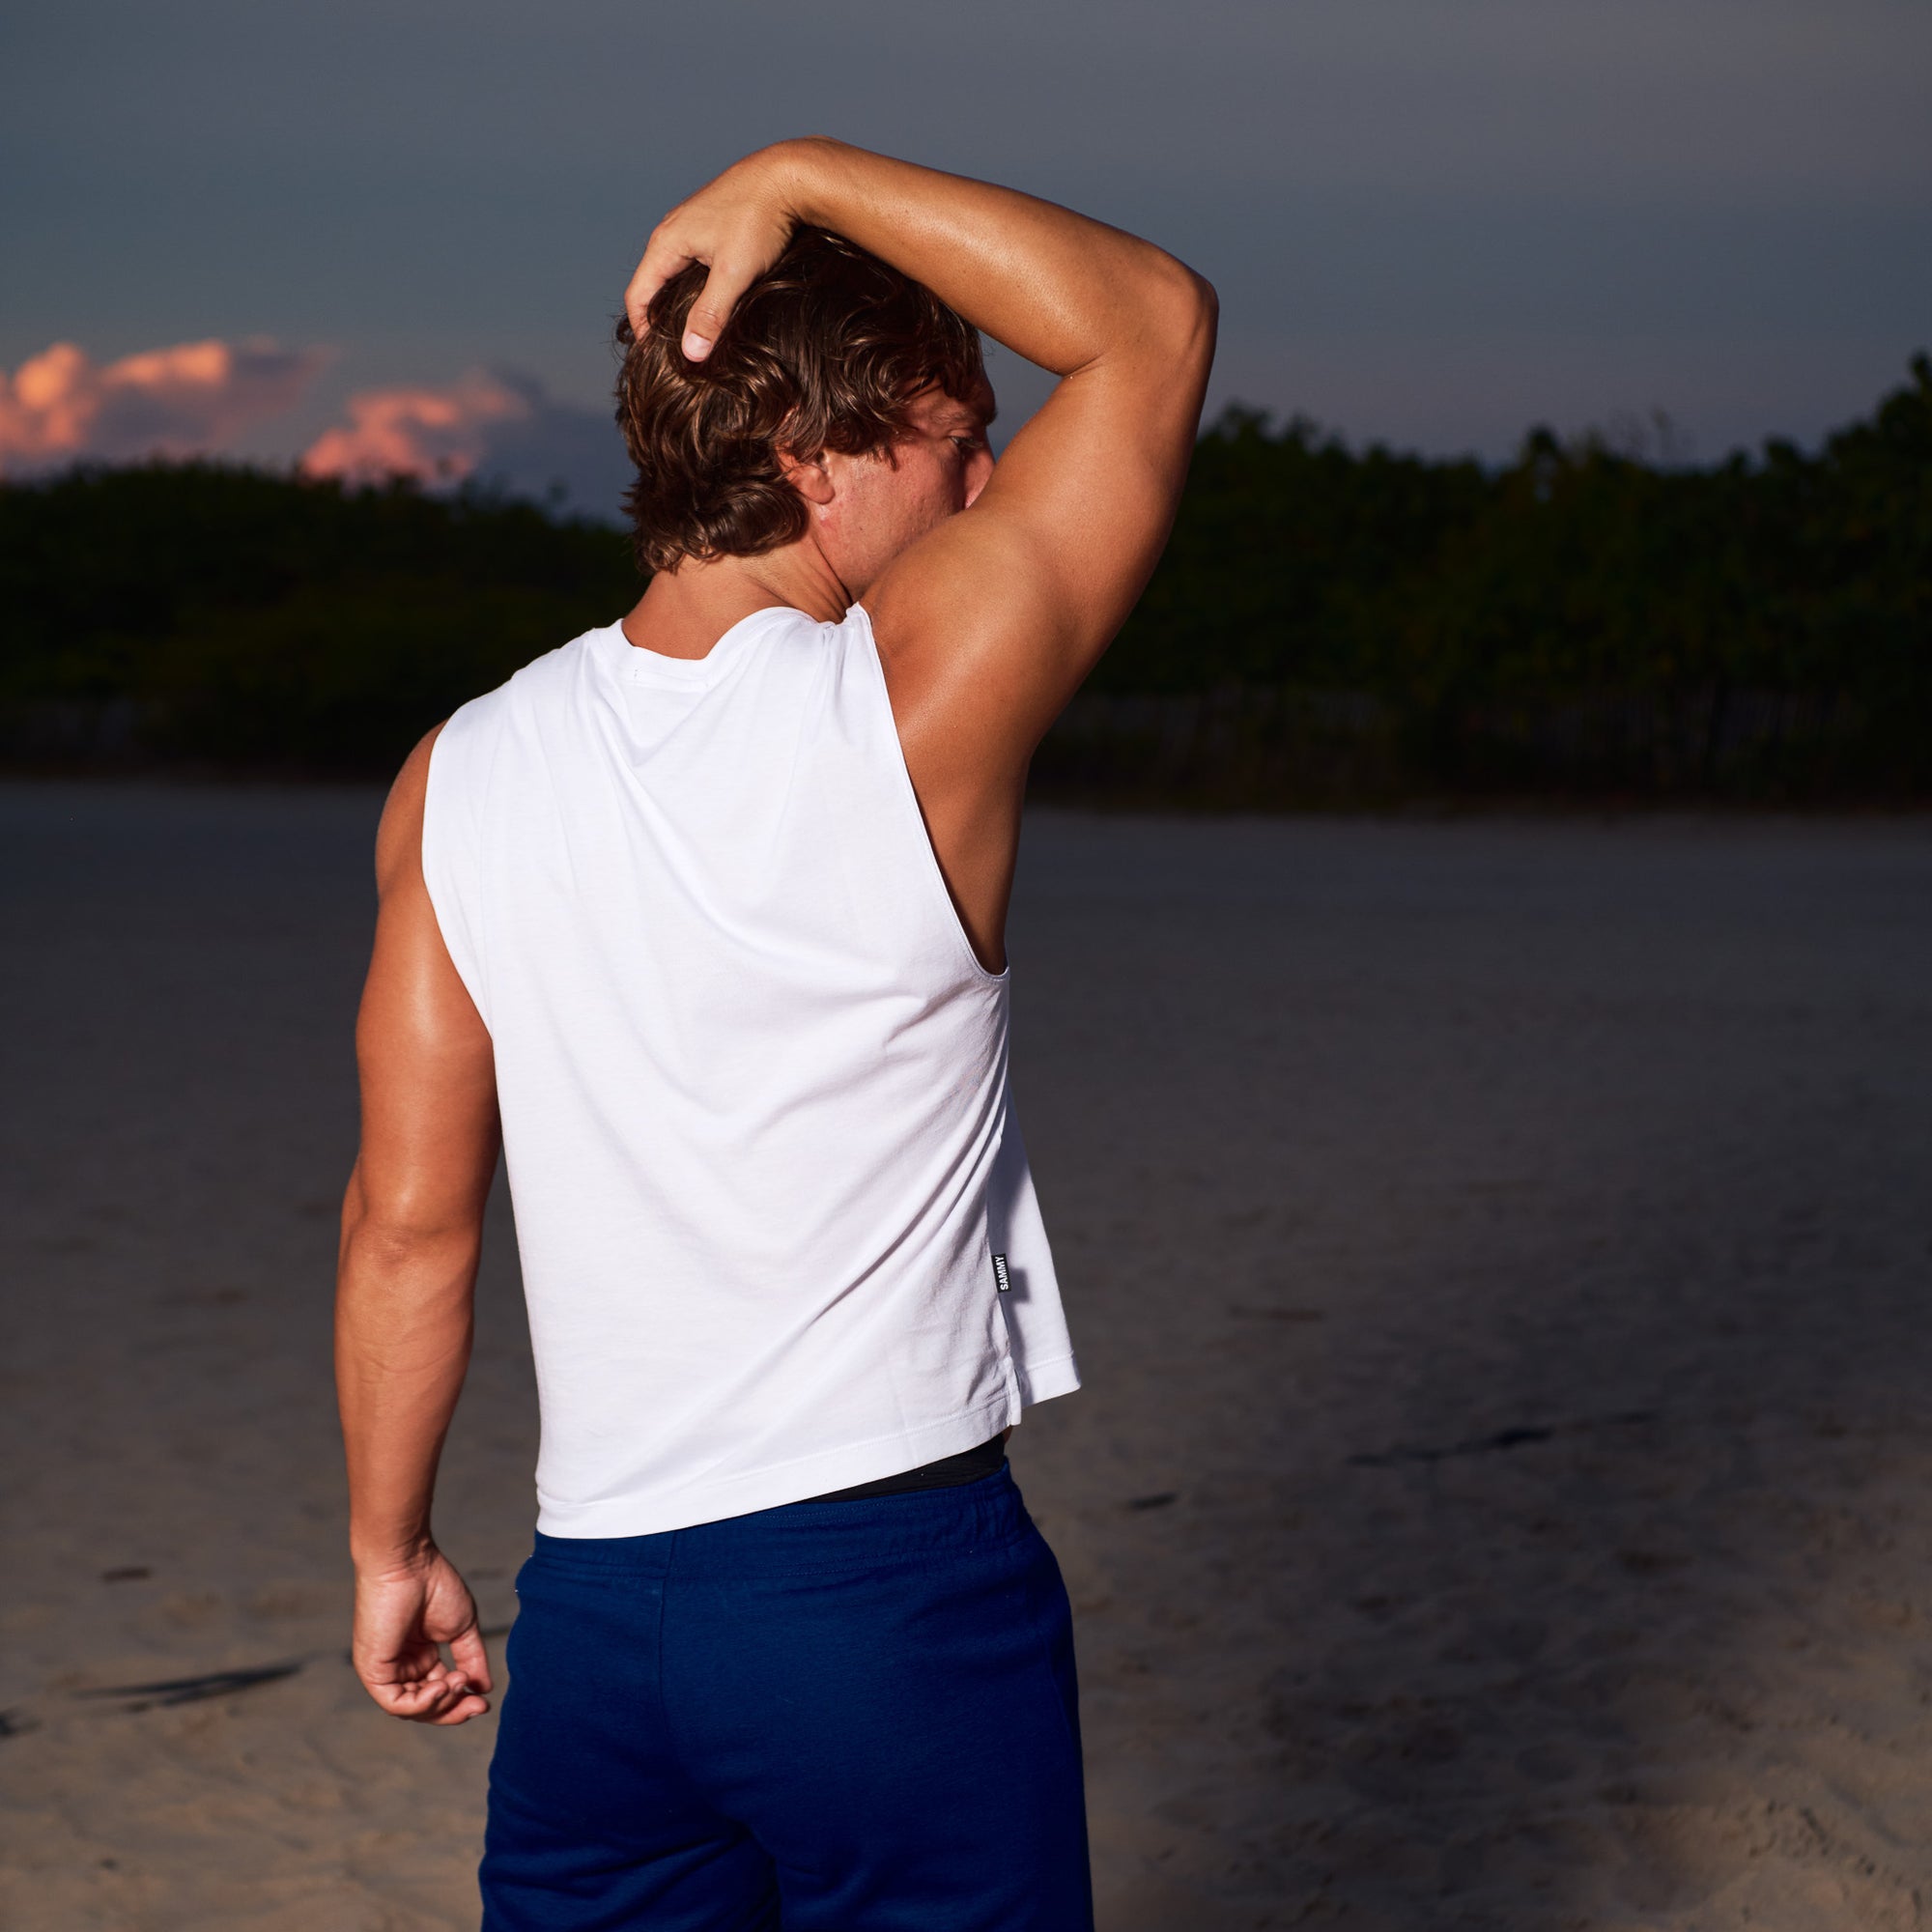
<box><xmin>677</xmin><ymin>260</ymin><xmax>759</xmax><ymax>362</ymax></box>
<box><xmin>361</xmin><ymin>1655</ymin><xmax>491</xmax><ymax>1725</ymax></box>
<box><xmin>352</xmin><ymin>1549</ymin><xmax>494</xmax><ymax>1724</ymax></box>
<box><xmin>449</xmin><ymin>1621</ymin><xmax>494</xmax><ymax>1695</ymax></box>
<box><xmin>624</xmin><ymin>233</ymin><xmax>694</xmax><ymax>339</ymax></box>
<box><xmin>622</xmin><ymin>166</ymin><xmax>796</xmax><ymax>357</ymax></box>
<box><xmin>413</xmin><ymin>1667</ymin><xmax>490</xmax><ymax>1726</ymax></box>
<box><xmin>624</xmin><ymin>245</ymin><xmax>759</xmax><ymax>363</ymax></box>
<box><xmin>624</xmin><ymin>142</ymin><xmax>792</xmax><ymax>337</ymax></box>
<box><xmin>367</xmin><ymin>1674</ymin><xmax>489</xmax><ymax>1725</ymax></box>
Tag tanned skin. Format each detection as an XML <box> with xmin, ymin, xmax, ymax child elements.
<box><xmin>337</xmin><ymin>136</ymin><xmax>1216</xmax><ymax>1724</ymax></box>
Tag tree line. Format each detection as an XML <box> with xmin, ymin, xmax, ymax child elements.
<box><xmin>3</xmin><ymin>354</ymin><xmax>1926</xmax><ymax>802</ymax></box>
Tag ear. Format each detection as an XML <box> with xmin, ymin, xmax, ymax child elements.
<box><xmin>776</xmin><ymin>447</ymin><xmax>836</xmax><ymax>506</ymax></box>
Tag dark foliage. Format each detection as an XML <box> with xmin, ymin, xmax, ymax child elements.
<box><xmin>0</xmin><ymin>465</ymin><xmax>636</xmax><ymax>773</ymax></box>
<box><xmin>1052</xmin><ymin>353</ymin><xmax>1931</xmax><ymax>801</ymax></box>
<box><xmin>3</xmin><ymin>355</ymin><xmax>1927</xmax><ymax>799</ymax></box>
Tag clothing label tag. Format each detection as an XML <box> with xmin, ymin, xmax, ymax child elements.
<box><xmin>991</xmin><ymin>1252</ymin><xmax>1010</xmax><ymax>1293</ymax></box>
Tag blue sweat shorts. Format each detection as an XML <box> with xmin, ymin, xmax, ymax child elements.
<box><xmin>478</xmin><ymin>1461</ymin><xmax>1094</xmax><ymax>1930</ymax></box>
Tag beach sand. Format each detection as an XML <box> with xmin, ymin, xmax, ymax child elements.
<box><xmin>3</xmin><ymin>781</ymin><xmax>1929</xmax><ymax>1930</ymax></box>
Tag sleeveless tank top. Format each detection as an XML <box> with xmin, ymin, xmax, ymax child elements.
<box><xmin>421</xmin><ymin>602</ymin><xmax>1080</xmax><ymax>1537</ymax></box>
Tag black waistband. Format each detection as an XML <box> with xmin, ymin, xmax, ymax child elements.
<box><xmin>800</xmin><ymin>1432</ymin><xmax>1009</xmax><ymax>1503</ymax></box>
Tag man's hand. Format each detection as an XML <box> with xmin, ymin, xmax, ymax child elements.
<box><xmin>352</xmin><ymin>1548</ymin><xmax>493</xmax><ymax>1726</ymax></box>
<box><xmin>625</xmin><ymin>144</ymin><xmax>806</xmax><ymax>362</ymax></box>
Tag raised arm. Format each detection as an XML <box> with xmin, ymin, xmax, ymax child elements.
<box><xmin>626</xmin><ymin>139</ymin><xmax>1216</xmax><ymax>966</ymax></box>
<box><xmin>335</xmin><ymin>726</ymin><xmax>500</xmax><ymax>1725</ymax></box>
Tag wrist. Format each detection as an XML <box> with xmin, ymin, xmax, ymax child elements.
<box><xmin>760</xmin><ymin>135</ymin><xmax>848</xmax><ymax>229</ymax></box>
<box><xmin>351</xmin><ymin>1529</ymin><xmax>437</xmax><ymax>1579</ymax></box>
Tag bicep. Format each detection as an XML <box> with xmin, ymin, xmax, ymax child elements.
<box><xmin>353</xmin><ymin>731</ymin><xmax>498</xmax><ymax>1236</ymax></box>
<box><xmin>870</xmin><ymin>274</ymin><xmax>1216</xmax><ymax>761</ymax></box>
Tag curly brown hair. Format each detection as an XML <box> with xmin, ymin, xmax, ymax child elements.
<box><xmin>612</xmin><ymin>226</ymin><xmax>986</xmax><ymax>576</ymax></box>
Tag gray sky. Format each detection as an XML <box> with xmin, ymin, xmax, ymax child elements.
<box><xmin>4</xmin><ymin>0</ymin><xmax>1927</xmax><ymax>506</ymax></box>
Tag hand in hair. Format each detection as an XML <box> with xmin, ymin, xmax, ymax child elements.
<box><xmin>627</xmin><ymin>148</ymin><xmax>805</xmax><ymax>363</ymax></box>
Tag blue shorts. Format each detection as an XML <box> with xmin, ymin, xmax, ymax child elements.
<box><xmin>479</xmin><ymin>1462</ymin><xmax>1094</xmax><ymax>1930</ymax></box>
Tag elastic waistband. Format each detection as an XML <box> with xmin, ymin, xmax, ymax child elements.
<box><xmin>801</xmin><ymin>1429</ymin><xmax>1009</xmax><ymax>1502</ymax></box>
<box><xmin>526</xmin><ymin>1461</ymin><xmax>1032</xmax><ymax>1579</ymax></box>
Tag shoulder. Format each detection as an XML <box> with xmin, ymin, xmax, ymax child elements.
<box><xmin>744</xmin><ymin>601</ymin><xmax>878</xmax><ymax>691</ymax></box>
<box><xmin>454</xmin><ymin>629</ymin><xmax>607</xmax><ymax>730</ymax></box>
<box><xmin>420</xmin><ymin>630</ymin><xmax>599</xmax><ymax>781</ymax></box>
<box><xmin>821</xmin><ymin>598</ymin><xmax>887</xmax><ymax>678</ymax></box>
<box><xmin>506</xmin><ymin>631</ymin><xmax>596</xmax><ymax>696</ymax></box>
<box><xmin>375</xmin><ymin>724</ymin><xmax>446</xmax><ymax>896</ymax></box>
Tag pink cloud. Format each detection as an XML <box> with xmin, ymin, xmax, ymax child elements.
<box><xmin>0</xmin><ymin>341</ymin><xmax>631</xmax><ymax>516</ymax></box>
<box><xmin>300</xmin><ymin>370</ymin><xmax>632</xmax><ymax>516</ymax></box>
<box><xmin>300</xmin><ymin>371</ymin><xmax>533</xmax><ymax>486</ymax></box>
<box><xmin>0</xmin><ymin>338</ymin><xmax>327</xmax><ymax>475</ymax></box>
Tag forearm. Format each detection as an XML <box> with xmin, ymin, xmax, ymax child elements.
<box><xmin>775</xmin><ymin>136</ymin><xmax>1208</xmax><ymax>378</ymax></box>
<box><xmin>335</xmin><ymin>1174</ymin><xmax>481</xmax><ymax>1571</ymax></box>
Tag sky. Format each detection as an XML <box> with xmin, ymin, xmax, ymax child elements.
<box><xmin>3</xmin><ymin>0</ymin><xmax>1928</xmax><ymax>515</ymax></box>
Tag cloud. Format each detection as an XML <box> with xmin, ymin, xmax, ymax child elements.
<box><xmin>299</xmin><ymin>371</ymin><xmax>529</xmax><ymax>487</ymax></box>
<box><xmin>0</xmin><ymin>337</ymin><xmax>327</xmax><ymax>475</ymax></box>
<box><xmin>0</xmin><ymin>339</ymin><xmax>632</xmax><ymax>518</ymax></box>
<box><xmin>302</xmin><ymin>370</ymin><xmax>632</xmax><ymax>521</ymax></box>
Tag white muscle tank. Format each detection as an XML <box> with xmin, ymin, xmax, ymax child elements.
<box><xmin>421</xmin><ymin>602</ymin><xmax>1080</xmax><ymax>1537</ymax></box>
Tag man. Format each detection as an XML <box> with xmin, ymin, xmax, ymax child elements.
<box><xmin>336</xmin><ymin>137</ymin><xmax>1215</xmax><ymax>1929</ymax></box>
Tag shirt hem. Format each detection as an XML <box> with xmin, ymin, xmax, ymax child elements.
<box><xmin>1012</xmin><ymin>1350</ymin><xmax>1081</xmax><ymax>1408</ymax></box>
<box><xmin>536</xmin><ymin>1390</ymin><xmax>1028</xmax><ymax>1539</ymax></box>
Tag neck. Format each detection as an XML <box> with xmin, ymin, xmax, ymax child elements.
<box><xmin>622</xmin><ymin>540</ymin><xmax>852</xmax><ymax>660</ymax></box>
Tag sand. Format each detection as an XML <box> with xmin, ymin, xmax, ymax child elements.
<box><xmin>3</xmin><ymin>780</ymin><xmax>1930</xmax><ymax>1930</ymax></box>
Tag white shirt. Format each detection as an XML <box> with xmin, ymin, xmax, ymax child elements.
<box><xmin>422</xmin><ymin>603</ymin><xmax>1079</xmax><ymax>1536</ymax></box>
